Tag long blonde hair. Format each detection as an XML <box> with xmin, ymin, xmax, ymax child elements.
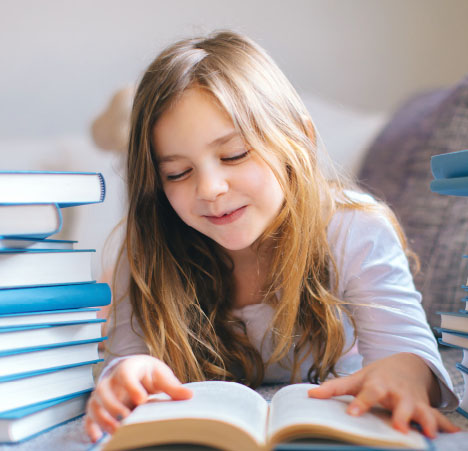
<box><xmin>113</xmin><ymin>30</ymin><xmax>414</xmax><ymax>386</ymax></box>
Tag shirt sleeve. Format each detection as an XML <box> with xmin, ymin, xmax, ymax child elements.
<box><xmin>329</xmin><ymin>201</ymin><xmax>458</xmax><ymax>410</ymax></box>
<box><xmin>99</xmin><ymin>252</ymin><xmax>149</xmax><ymax>379</ymax></box>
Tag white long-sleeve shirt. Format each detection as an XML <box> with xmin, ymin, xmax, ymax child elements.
<box><xmin>102</xmin><ymin>193</ymin><xmax>458</xmax><ymax>410</ymax></box>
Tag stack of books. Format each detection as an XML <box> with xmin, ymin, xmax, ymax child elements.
<box><xmin>430</xmin><ymin>150</ymin><xmax>468</xmax><ymax>419</ymax></box>
<box><xmin>0</xmin><ymin>171</ymin><xmax>111</xmax><ymax>443</ymax></box>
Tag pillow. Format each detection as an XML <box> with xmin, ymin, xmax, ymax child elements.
<box><xmin>300</xmin><ymin>92</ymin><xmax>389</xmax><ymax>176</ymax></box>
<box><xmin>358</xmin><ymin>75</ymin><xmax>468</xmax><ymax>329</ymax></box>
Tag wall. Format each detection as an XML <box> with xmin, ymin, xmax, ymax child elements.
<box><xmin>1</xmin><ymin>0</ymin><xmax>468</xmax><ymax>139</ymax></box>
<box><xmin>1</xmin><ymin>0</ymin><xmax>467</xmax><ymax>277</ymax></box>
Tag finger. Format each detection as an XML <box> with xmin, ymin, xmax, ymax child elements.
<box><xmin>308</xmin><ymin>375</ymin><xmax>361</xmax><ymax>399</ymax></box>
<box><xmin>115</xmin><ymin>370</ymin><xmax>150</xmax><ymax>406</ymax></box>
<box><xmin>87</xmin><ymin>396</ymin><xmax>120</xmax><ymax>434</ymax></box>
<box><xmin>346</xmin><ymin>382</ymin><xmax>387</xmax><ymax>417</ymax></box>
<box><xmin>96</xmin><ymin>380</ymin><xmax>132</xmax><ymax>419</ymax></box>
<box><xmin>85</xmin><ymin>415</ymin><xmax>103</xmax><ymax>443</ymax></box>
<box><xmin>412</xmin><ymin>405</ymin><xmax>438</xmax><ymax>439</ymax></box>
<box><xmin>146</xmin><ymin>361</ymin><xmax>193</xmax><ymax>400</ymax></box>
<box><xmin>391</xmin><ymin>396</ymin><xmax>415</xmax><ymax>433</ymax></box>
<box><xmin>433</xmin><ymin>410</ymin><xmax>461</xmax><ymax>434</ymax></box>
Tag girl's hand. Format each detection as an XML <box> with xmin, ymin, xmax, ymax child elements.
<box><xmin>308</xmin><ymin>352</ymin><xmax>460</xmax><ymax>438</ymax></box>
<box><xmin>85</xmin><ymin>355</ymin><xmax>193</xmax><ymax>442</ymax></box>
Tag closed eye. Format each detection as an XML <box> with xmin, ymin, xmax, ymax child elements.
<box><xmin>166</xmin><ymin>168</ymin><xmax>192</xmax><ymax>181</ymax></box>
<box><xmin>221</xmin><ymin>150</ymin><xmax>250</xmax><ymax>162</ymax></box>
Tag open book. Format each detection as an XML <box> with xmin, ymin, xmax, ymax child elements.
<box><xmin>97</xmin><ymin>381</ymin><xmax>429</xmax><ymax>451</ymax></box>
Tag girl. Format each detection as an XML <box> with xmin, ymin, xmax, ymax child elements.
<box><xmin>86</xmin><ymin>30</ymin><xmax>460</xmax><ymax>442</ymax></box>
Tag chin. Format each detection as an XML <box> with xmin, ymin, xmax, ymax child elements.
<box><xmin>213</xmin><ymin>235</ymin><xmax>258</xmax><ymax>252</ymax></box>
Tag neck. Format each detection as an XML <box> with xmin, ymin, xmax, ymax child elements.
<box><xmin>224</xmin><ymin>240</ymin><xmax>275</xmax><ymax>308</ymax></box>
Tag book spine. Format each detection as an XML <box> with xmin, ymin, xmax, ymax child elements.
<box><xmin>0</xmin><ymin>283</ymin><xmax>111</xmax><ymax>314</ymax></box>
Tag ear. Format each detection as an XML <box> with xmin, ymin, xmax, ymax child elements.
<box><xmin>302</xmin><ymin>115</ymin><xmax>317</xmax><ymax>146</ymax></box>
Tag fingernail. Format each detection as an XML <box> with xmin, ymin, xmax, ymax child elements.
<box><xmin>348</xmin><ymin>406</ymin><xmax>360</xmax><ymax>416</ymax></box>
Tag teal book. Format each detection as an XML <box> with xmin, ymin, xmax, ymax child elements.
<box><xmin>0</xmin><ymin>171</ymin><xmax>105</xmax><ymax>206</ymax></box>
<box><xmin>0</xmin><ymin>320</ymin><xmax>105</xmax><ymax>352</ymax></box>
<box><xmin>0</xmin><ymin>390</ymin><xmax>91</xmax><ymax>443</ymax></box>
<box><xmin>0</xmin><ymin>363</ymin><xmax>96</xmax><ymax>413</ymax></box>
<box><xmin>437</xmin><ymin>311</ymin><xmax>468</xmax><ymax>333</ymax></box>
<box><xmin>94</xmin><ymin>381</ymin><xmax>430</xmax><ymax>451</ymax></box>
<box><xmin>0</xmin><ymin>339</ymin><xmax>103</xmax><ymax>380</ymax></box>
<box><xmin>430</xmin><ymin>176</ymin><xmax>468</xmax><ymax>196</ymax></box>
<box><xmin>0</xmin><ymin>307</ymin><xmax>99</xmax><ymax>327</ymax></box>
<box><xmin>430</xmin><ymin>149</ymin><xmax>468</xmax><ymax>179</ymax></box>
<box><xmin>435</xmin><ymin>327</ymin><xmax>468</xmax><ymax>348</ymax></box>
<box><xmin>0</xmin><ymin>282</ymin><xmax>111</xmax><ymax>314</ymax></box>
<box><xmin>456</xmin><ymin>363</ymin><xmax>468</xmax><ymax>425</ymax></box>
<box><xmin>0</xmin><ymin>203</ymin><xmax>62</xmax><ymax>238</ymax></box>
<box><xmin>0</xmin><ymin>248</ymin><xmax>96</xmax><ymax>289</ymax></box>
<box><xmin>0</xmin><ymin>237</ymin><xmax>76</xmax><ymax>250</ymax></box>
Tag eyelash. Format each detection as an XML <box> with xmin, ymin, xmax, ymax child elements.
<box><xmin>221</xmin><ymin>150</ymin><xmax>250</xmax><ymax>162</ymax></box>
<box><xmin>165</xmin><ymin>151</ymin><xmax>250</xmax><ymax>181</ymax></box>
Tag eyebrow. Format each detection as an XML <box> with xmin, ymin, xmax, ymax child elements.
<box><xmin>157</xmin><ymin>130</ymin><xmax>240</xmax><ymax>163</ymax></box>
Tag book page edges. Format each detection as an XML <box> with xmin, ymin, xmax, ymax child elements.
<box><xmin>102</xmin><ymin>418</ymin><xmax>266</xmax><ymax>451</ymax></box>
<box><xmin>268</xmin><ymin>423</ymin><xmax>427</xmax><ymax>450</ymax></box>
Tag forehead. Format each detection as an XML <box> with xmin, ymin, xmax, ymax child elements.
<box><xmin>152</xmin><ymin>88</ymin><xmax>237</xmax><ymax>157</ymax></box>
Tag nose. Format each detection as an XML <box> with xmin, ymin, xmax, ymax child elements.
<box><xmin>196</xmin><ymin>168</ymin><xmax>228</xmax><ymax>201</ymax></box>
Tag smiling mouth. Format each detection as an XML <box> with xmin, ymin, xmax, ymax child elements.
<box><xmin>204</xmin><ymin>206</ymin><xmax>247</xmax><ymax>225</ymax></box>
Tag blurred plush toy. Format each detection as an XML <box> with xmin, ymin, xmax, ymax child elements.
<box><xmin>91</xmin><ymin>84</ymin><xmax>135</xmax><ymax>153</ymax></box>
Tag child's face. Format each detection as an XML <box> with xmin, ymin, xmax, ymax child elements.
<box><xmin>152</xmin><ymin>88</ymin><xmax>285</xmax><ymax>253</ymax></box>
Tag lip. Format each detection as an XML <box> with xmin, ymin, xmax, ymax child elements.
<box><xmin>204</xmin><ymin>206</ymin><xmax>247</xmax><ymax>225</ymax></box>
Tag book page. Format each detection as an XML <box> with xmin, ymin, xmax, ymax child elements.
<box><xmin>124</xmin><ymin>381</ymin><xmax>268</xmax><ymax>446</ymax></box>
<box><xmin>268</xmin><ymin>383</ymin><xmax>426</xmax><ymax>449</ymax></box>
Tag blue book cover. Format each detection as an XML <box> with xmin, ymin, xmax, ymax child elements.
<box><xmin>0</xmin><ymin>282</ymin><xmax>111</xmax><ymax>314</ymax></box>
<box><xmin>430</xmin><ymin>176</ymin><xmax>468</xmax><ymax>196</ymax></box>
<box><xmin>456</xmin><ymin>362</ymin><xmax>468</xmax><ymax>374</ymax></box>
<box><xmin>0</xmin><ymin>170</ymin><xmax>105</xmax><ymax>207</ymax></box>
<box><xmin>437</xmin><ymin>338</ymin><xmax>468</xmax><ymax>350</ymax></box>
<box><xmin>0</xmin><ymin>337</ymin><xmax>106</xmax><ymax>357</ymax></box>
<box><xmin>457</xmin><ymin>406</ymin><xmax>468</xmax><ymax>420</ymax></box>
<box><xmin>0</xmin><ymin>318</ymin><xmax>105</xmax><ymax>332</ymax></box>
<box><xmin>0</xmin><ymin>203</ymin><xmax>63</xmax><ymax>239</ymax></box>
<box><xmin>0</xmin><ymin>390</ymin><xmax>92</xmax><ymax>419</ymax></box>
<box><xmin>434</xmin><ymin>327</ymin><xmax>468</xmax><ymax>337</ymax></box>
<box><xmin>0</xmin><ymin>307</ymin><xmax>100</xmax><ymax>318</ymax></box>
<box><xmin>430</xmin><ymin>149</ymin><xmax>468</xmax><ymax>179</ymax></box>
<box><xmin>0</xmin><ymin>237</ymin><xmax>76</xmax><ymax>250</ymax></box>
<box><xmin>0</xmin><ymin>359</ymin><xmax>103</xmax><ymax>383</ymax></box>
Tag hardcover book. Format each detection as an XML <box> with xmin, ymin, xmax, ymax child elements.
<box><xmin>95</xmin><ymin>381</ymin><xmax>430</xmax><ymax>451</ymax></box>
<box><xmin>431</xmin><ymin>149</ymin><xmax>468</xmax><ymax>180</ymax></box>
<box><xmin>0</xmin><ymin>364</ymin><xmax>97</xmax><ymax>413</ymax></box>
<box><xmin>0</xmin><ymin>340</ymin><xmax>101</xmax><ymax>379</ymax></box>
<box><xmin>0</xmin><ymin>171</ymin><xmax>105</xmax><ymax>206</ymax></box>
<box><xmin>0</xmin><ymin>203</ymin><xmax>62</xmax><ymax>238</ymax></box>
<box><xmin>437</xmin><ymin>311</ymin><xmax>468</xmax><ymax>333</ymax></box>
<box><xmin>0</xmin><ymin>307</ymin><xmax>99</xmax><ymax>327</ymax></box>
<box><xmin>0</xmin><ymin>249</ymin><xmax>95</xmax><ymax>288</ymax></box>
<box><xmin>430</xmin><ymin>176</ymin><xmax>468</xmax><ymax>197</ymax></box>
<box><xmin>0</xmin><ymin>283</ymin><xmax>111</xmax><ymax>314</ymax></box>
<box><xmin>0</xmin><ymin>237</ymin><xmax>76</xmax><ymax>250</ymax></box>
<box><xmin>0</xmin><ymin>391</ymin><xmax>91</xmax><ymax>443</ymax></box>
<box><xmin>0</xmin><ymin>321</ymin><xmax>105</xmax><ymax>352</ymax></box>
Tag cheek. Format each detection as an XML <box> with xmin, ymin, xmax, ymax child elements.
<box><xmin>163</xmin><ymin>185</ymin><xmax>191</xmax><ymax>220</ymax></box>
<box><xmin>241</xmin><ymin>163</ymin><xmax>284</xmax><ymax>207</ymax></box>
